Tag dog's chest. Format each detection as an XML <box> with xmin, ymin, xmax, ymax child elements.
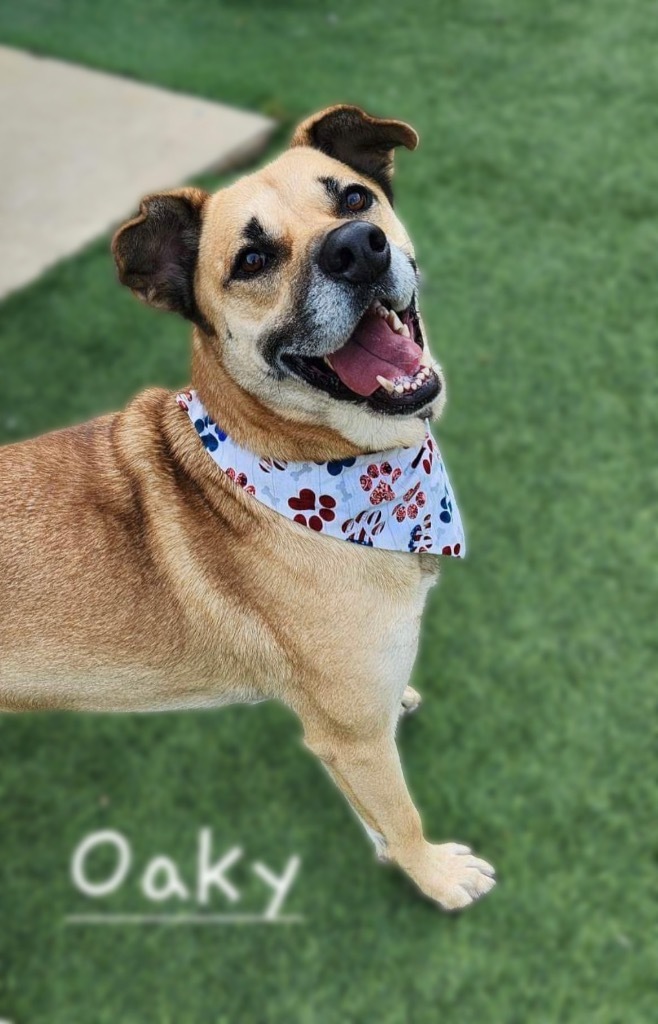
<box><xmin>253</xmin><ymin>516</ymin><xmax>439</xmax><ymax>698</ymax></box>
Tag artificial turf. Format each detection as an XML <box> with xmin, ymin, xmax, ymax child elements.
<box><xmin>0</xmin><ymin>2</ymin><xmax>656</xmax><ymax>1021</ymax></box>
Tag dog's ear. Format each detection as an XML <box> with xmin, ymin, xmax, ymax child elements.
<box><xmin>112</xmin><ymin>187</ymin><xmax>210</xmax><ymax>327</ymax></box>
<box><xmin>291</xmin><ymin>105</ymin><xmax>418</xmax><ymax>202</ymax></box>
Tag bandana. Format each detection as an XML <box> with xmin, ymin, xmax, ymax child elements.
<box><xmin>176</xmin><ymin>390</ymin><xmax>465</xmax><ymax>557</ymax></box>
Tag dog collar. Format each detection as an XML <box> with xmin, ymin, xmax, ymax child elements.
<box><xmin>176</xmin><ymin>390</ymin><xmax>466</xmax><ymax>557</ymax></box>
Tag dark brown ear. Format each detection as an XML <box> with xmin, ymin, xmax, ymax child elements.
<box><xmin>291</xmin><ymin>105</ymin><xmax>418</xmax><ymax>202</ymax></box>
<box><xmin>112</xmin><ymin>187</ymin><xmax>210</xmax><ymax>328</ymax></box>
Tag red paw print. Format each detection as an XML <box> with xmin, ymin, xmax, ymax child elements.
<box><xmin>341</xmin><ymin>508</ymin><xmax>385</xmax><ymax>544</ymax></box>
<box><xmin>288</xmin><ymin>489</ymin><xmax>337</xmax><ymax>531</ymax></box>
<box><xmin>176</xmin><ymin>389</ymin><xmax>194</xmax><ymax>411</ymax></box>
<box><xmin>411</xmin><ymin>435</ymin><xmax>437</xmax><ymax>475</ymax></box>
<box><xmin>359</xmin><ymin>461</ymin><xmax>402</xmax><ymax>505</ymax></box>
<box><xmin>393</xmin><ymin>481</ymin><xmax>427</xmax><ymax>522</ymax></box>
<box><xmin>225</xmin><ymin>468</ymin><xmax>256</xmax><ymax>495</ymax></box>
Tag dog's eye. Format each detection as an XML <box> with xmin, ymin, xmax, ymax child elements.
<box><xmin>343</xmin><ymin>187</ymin><xmax>372</xmax><ymax>214</ymax></box>
<box><xmin>239</xmin><ymin>250</ymin><xmax>267</xmax><ymax>275</ymax></box>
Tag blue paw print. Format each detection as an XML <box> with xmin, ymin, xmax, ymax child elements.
<box><xmin>194</xmin><ymin>415</ymin><xmax>227</xmax><ymax>452</ymax></box>
<box><xmin>326</xmin><ymin>456</ymin><xmax>357</xmax><ymax>476</ymax></box>
<box><xmin>408</xmin><ymin>525</ymin><xmax>422</xmax><ymax>552</ymax></box>
<box><xmin>439</xmin><ymin>493</ymin><xmax>452</xmax><ymax>524</ymax></box>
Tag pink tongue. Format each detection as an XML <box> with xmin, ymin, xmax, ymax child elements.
<box><xmin>327</xmin><ymin>312</ymin><xmax>421</xmax><ymax>396</ymax></box>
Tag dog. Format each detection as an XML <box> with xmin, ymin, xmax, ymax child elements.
<box><xmin>0</xmin><ymin>105</ymin><xmax>495</xmax><ymax>910</ymax></box>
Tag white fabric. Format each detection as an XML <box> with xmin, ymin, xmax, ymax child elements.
<box><xmin>176</xmin><ymin>390</ymin><xmax>466</xmax><ymax>557</ymax></box>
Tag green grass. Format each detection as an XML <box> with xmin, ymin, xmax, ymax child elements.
<box><xmin>0</xmin><ymin>1</ymin><xmax>656</xmax><ymax>1021</ymax></box>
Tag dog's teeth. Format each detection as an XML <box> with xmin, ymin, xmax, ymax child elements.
<box><xmin>399</xmin><ymin>324</ymin><xmax>411</xmax><ymax>338</ymax></box>
<box><xmin>411</xmin><ymin>383</ymin><xmax>418</xmax><ymax>391</ymax></box>
<box><xmin>386</xmin><ymin>310</ymin><xmax>404</xmax><ymax>332</ymax></box>
<box><xmin>376</xmin><ymin>375</ymin><xmax>395</xmax><ymax>394</ymax></box>
<box><xmin>394</xmin><ymin>384</ymin><xmax>404</xmax><ymax>394</ymax></box>
<box><xmin>403</xmin><ymin>382</ymin><xmax>411</xmax><ymax>391</ymax></box>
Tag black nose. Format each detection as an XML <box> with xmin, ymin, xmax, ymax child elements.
<box><xmin>318</xmin><ymin>221</ymin><xmax>390</xmax><ymax>285</ymax></box>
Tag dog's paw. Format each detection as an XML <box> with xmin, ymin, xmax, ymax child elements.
<box><xmin>400</xmin><ymin>685</ymin><xmax>422</xmax><ymax>715</ymax></box>
<box><xmin>410</xmin><ymin>841</ymin><xmax>496</xmax><ymax>911</ymax></box>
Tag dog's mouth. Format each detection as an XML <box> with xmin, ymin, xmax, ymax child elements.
<box><xmin>281</xmin><ymin>298</ymin><xmax>441</xmax><ymax>416</ymax></box>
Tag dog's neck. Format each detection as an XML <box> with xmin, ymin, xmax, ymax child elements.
<box><xmin>192</xmin><ymin>330</ymin><xmax>366</xmax><ymax>462</ymax></box>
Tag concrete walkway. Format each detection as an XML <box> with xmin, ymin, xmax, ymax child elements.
<box><xmin>0</xmin><ymin>46</ymin><xmax>275</xmax><ymax>299</ymax></box>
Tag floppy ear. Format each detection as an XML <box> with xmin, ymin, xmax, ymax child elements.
<box><xmin>112</xmin><ymin>187</ymin><xmax>210</xmax><ymax>328</ymax></box>
<box><xmin>291</xmin><ymin>105</ymin><xmax>418</xmax><ymax>202</ymax></box>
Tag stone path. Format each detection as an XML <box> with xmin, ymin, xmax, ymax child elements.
<box><xmin>0</xmin><ymin>45</ymin><xmax>275</xmax><ymax>299</ymax></box>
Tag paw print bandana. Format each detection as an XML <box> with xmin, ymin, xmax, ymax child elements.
<box><xmin>176</xmin><ymin>390</ymin><xmax>465</xmax><ymax>557</ymax></box>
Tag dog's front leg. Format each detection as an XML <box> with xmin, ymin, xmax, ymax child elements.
<box><xmin>305</xmin><ymin>724</ymin><xmax>495</xmax><ymax>911</ymax></box>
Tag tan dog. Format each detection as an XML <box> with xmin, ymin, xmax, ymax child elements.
<box><xmin>0</xmin><ymin>106</ymin><xmax>495</xmax><ymax>910</ymax></box>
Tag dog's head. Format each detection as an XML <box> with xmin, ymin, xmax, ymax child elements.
<box><xmin>113</xmin><ymin>105</ymin><xmax>445</xmax><ymax>453</ymax></box>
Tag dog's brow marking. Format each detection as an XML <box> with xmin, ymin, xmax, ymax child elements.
<box><xmin>319</xmin><ymin>176</ymin><xmax>342</xmax><ymax>204</ymax></box>
<box><xmin>239</xmin><ymin>216</ymin><xmax>290</xmax><ymax>259</ymax></box>
<box><xmin>242</xmin><ymin>216</ymin><xmax>270</xmax><ymax>246</ymax></box>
